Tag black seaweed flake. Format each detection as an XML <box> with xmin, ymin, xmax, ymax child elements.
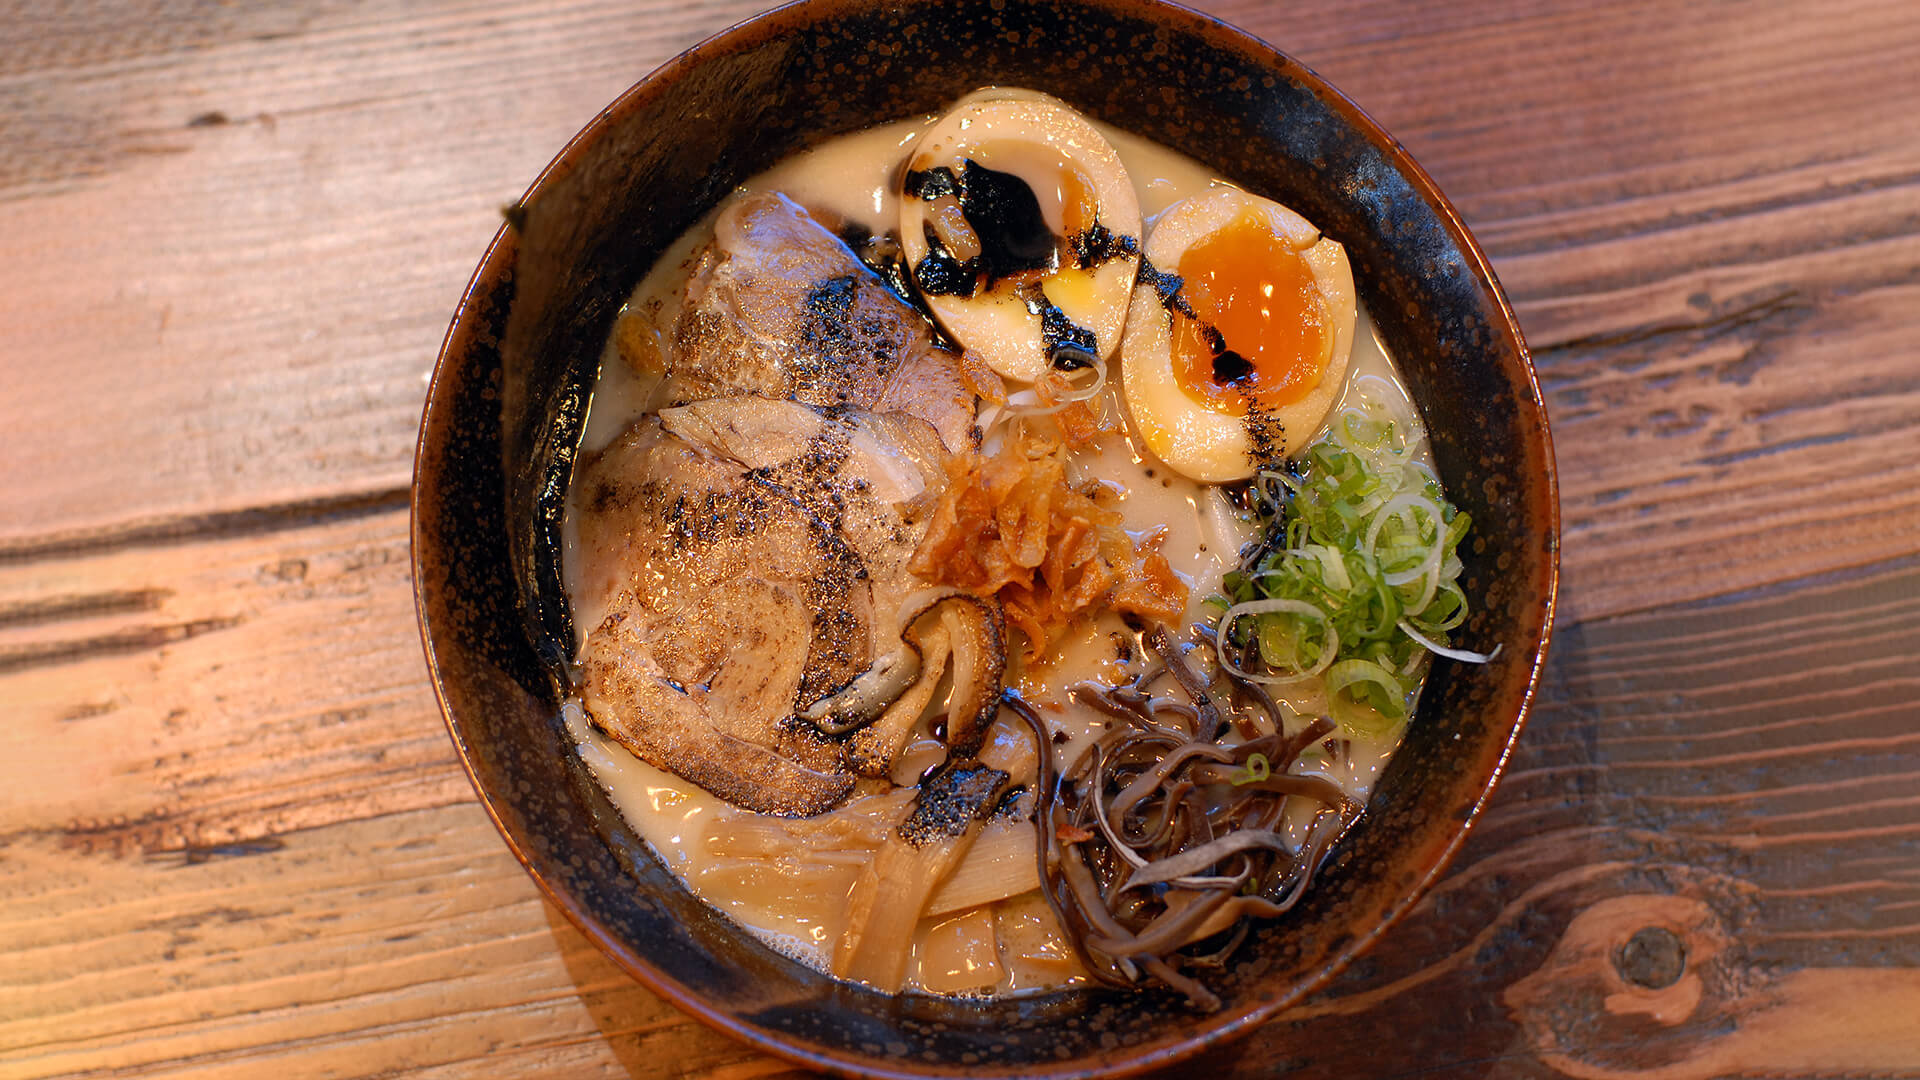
<box><xmin>901</xmin><ymin>760</ymin><xmax>1010</xmax><ymax>844</ymax></box>
<box><xmin>906</xmin><ymin>159</ymin><xmax>1067</xmax><ymax>295</ymax></box>
<box><xmin>1137</xmin><ymin>256</ymin><xmax>1191</xmax><ymax>315</ymax></box>
<box><xmin>1069</xmin><ymin>222</ymin><xmax>1138</xmax><ymax>269</ymax></box>
<box><xmin>904</xmin><ymin>165</ymin><xmax>958</xmax><ymax>201</ymax></box>
<box><xmin>914</xmin><ymin>223</ymin><xmax>981</xmax><ymax>297</ymax></box>
<box><xmin>956</xmin><ymin>159</ymin><xmax>1055</xmax><ymax>280</ymax></box>
<box><xmin>1242</xmin><ymin>398</ymin><xmax>1286</xmax><ymax>470</ymax></box>
<box><xmin>1042</xmin><ymin>308</ymin><xmax>1098</xmax><ymax>371</ymax></box>
<box><xmin>1212</xmin><ymin>349</ymin><xmax>1254</xmax><ymax>384</ymax></box>
<box><xmin>1015</xmin><ymin>284</ymin><xmax>1099</xmax><ymax>371</ymax></box>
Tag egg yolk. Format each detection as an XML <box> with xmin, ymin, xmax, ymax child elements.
<box><xmin>1171</xmin><ymin>211</ymin><xmax>1331</xmax><ymax>416</ymax></box>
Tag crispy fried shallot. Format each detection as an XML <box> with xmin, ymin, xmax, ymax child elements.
<box><xmin>1054</xmin><ymin>400</ymin><xmax>1124</xmax><ymax>449</ymax></box>
<box><xmin>909</xmin><ymin>430</ymin><xmax>1187</xmax><ymax>661</ymax></box>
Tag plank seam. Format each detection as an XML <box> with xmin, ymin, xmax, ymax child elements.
<box><xmin>0</xmin><ymin>487</ymin><xmax>411</xmax><ymax>565</ymax></box>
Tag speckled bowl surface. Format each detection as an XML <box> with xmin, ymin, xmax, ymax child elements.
<box><xmin>411</xmin><ymin>0</ymin><xmax>1559</xmax><ymax>1075</ymax></box>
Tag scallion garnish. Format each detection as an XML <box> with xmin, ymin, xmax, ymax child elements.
<box><xmin>1216</xmin><ymin>404</ymin><xmax>1492</xmax><ymax>736</ymax></box>
<box><xmin>1230</xmin><ymin>752</ymin><xmax>1272</xmax><ymax>786</ymax></box>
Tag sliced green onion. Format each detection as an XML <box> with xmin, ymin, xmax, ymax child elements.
<box><xmin>1326</xmin><ymin>659</ymin><xmax>1408</xmax><ymax>736</ymax></box>
<box><xmin>1216</xmin><ymin>598</ymin><xmax>1339</xmax><ymax>686</ymax></box>
<box><xmin>1230</xmin><ymin>753</ymin><xmax>1272</xmax><ymax>786</ymax></box>
<box><xmin>1398</xmin><ymin>619</ymin><xmax>1501</xmax><ymax>664</ymax></box>
<box><xmin>1311</xmin><ymin>545</ymin><xmax>1352</xmax><ymax>593</ymax></box>
<box><xmin>1216</xmin><ymin>414</ymin><xmax>1494</xmax><ymax>740</ymax></box>
<box><xmin>1340</xmin><ymin>408</ymin><xmax>1390</xmax><ymax>450</ymax></box>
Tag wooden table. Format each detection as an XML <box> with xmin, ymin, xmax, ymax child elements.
<box><xmin>5</xmin><ymin>0</ymin><xmax>1917</xmax><ymax>1076</ymax></box>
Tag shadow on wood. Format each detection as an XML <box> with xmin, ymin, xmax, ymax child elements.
<box><xmin>543</xmin><ymin>897</ymin><xmax>815</xmax><ymax>1079</ymax></box>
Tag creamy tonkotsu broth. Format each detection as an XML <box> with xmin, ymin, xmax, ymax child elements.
<box><xmin>560</xmin><ymin>91</ymin><xmax>1465</xmax><ymax>1004</ymax></box>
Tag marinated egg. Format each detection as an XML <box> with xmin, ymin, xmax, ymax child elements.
<box><xmin>1120</xmin><ymin>187</ymin><xmax>1355</xmax><ymax>483</ymax></box>
<box><xmin>899</xmin><ymin>89</ymin><xmax>1141</xmax><ymax>384</ymax></box>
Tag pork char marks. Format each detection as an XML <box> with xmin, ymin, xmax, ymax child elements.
<box><xmin>574</xmin><ymin>396</ymin><xmax>950</xmax><ymax>816</ymax></box>
<box><xmin>626</xmin><ymin>191</ymin><xmax>978</xmax><ymax>452</ymax></box>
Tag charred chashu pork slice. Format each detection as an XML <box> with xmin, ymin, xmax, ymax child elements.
<box><xmin>573</xmin><ymin>396</ymin><xmax>952</xmax><ymax>816</ymax></box>
<box><xmin>621</xmin><ymin>191</ymin><xmax>979</xmax><ymax>452</ymax></box>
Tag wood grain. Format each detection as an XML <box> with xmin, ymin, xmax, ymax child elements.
<box><xmin>4</xmin><ymin>0</ymin><xmax>1919</xmax><ymax>1076</ymax></box>
<box><xmin>1275</xmin><ymin>0</ymin><xmax>1920</xmax><ymax>623</ymax></box>
<box><xmin>1</xmin><ymin>507</ymin><xmax>463</xmax><ymax>852</ymax></box>
<box><xmin>0</xmin><ymin>802</ymin><xmax>799</xmax><ymax>1080</ymax></box>
<box><xmin>0</xmin><ymin>0</ymin><xmax>768</xmax><ymax>541</ymax></box>
<box><xmin>5</xmin><ymin>0</ymin><xmax>1917</xmax><ymax>620</ymax></box>
<box><xmin>5</xmin><ymin>554</ymin><xmax>1914</xmax><ymax>1079</ymax></box>
<box><xmin>1200</xmin><ymin>554</ymin><xmax>1920</xmax><ymax>1079</ymax></box>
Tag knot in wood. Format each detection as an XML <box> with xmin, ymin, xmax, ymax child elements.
<box><xmin>1615</xmin><ymin>925</ymin><xmax>1686</xmax><ymax>990</ymax></box>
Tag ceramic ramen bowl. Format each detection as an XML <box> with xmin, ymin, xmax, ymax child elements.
<box><xmin>411</xmin><ymin>0</ymin><xmax>1560</xmax><ymax>1074</ymax></box>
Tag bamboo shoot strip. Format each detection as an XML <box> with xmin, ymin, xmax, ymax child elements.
<box><xmin>924</xmin><ymin>817</ymin><xmax>1042</xmax><ymax>917</ymax></box>
<box><xmin>832</xmin><ymin>719</ymin><xmax>1036</xmax><ymax>991</ymax></box>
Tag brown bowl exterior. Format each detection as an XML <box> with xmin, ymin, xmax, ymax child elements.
<box><xmin>411</xmin><ymin>0</ymin><xmax>1560</xmax><ymax>1075</ymax></box>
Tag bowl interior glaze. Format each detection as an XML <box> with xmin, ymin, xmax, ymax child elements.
<box><xmin>412</xmin><ymin>0</ymin><xmax>1559</xmax><ymax>1075</ymax></box>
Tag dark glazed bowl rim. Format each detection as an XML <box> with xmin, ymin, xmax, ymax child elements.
<box><xmin>413</xmin><ymin>0</ymin><xmax>1560</xmax><ymax>1076</ymax></box>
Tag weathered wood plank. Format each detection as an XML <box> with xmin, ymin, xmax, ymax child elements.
<box><xmin>1206</xmin><ymin>554</ymin><xmax>1920</xmax><ymax>1079</ymax></box>
<box><xmin>0</xmin><ymin>507</ymin><xmax>466</xmax><ymax>851</ymax></box>
<box><xmin>2</xmin><ymin>549</ymin><xmax>1914</xmax><ymax>1078</ymax></box>
<box><xmin>4</xmin><ymin>0</ymin><xmax>1918</xmax><ymax>624</ymax></box>
<box><xmin>0</xmin><ymin>0</ymin><xmax>766</xmax><ymax>541</ymax></box>
<box><xmin>4</xmin><ymin>0</ymin><xmax>1920</xmax><ymax>1076</ymax></box>
<box><xmin>0</xmin><ymin>803</ymin><xmax>798</xmax><ymax>1080</ymax></box>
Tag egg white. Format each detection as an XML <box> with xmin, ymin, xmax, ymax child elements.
<box><xmin>900</xmin><ymin>90</ymin><xmax>1141</xmax><ymax>384</ymax></box>
<box><xmin>1120</xmin><ymin>187</ymin><xmax>1356</xmax><ymax>483</ymax></box>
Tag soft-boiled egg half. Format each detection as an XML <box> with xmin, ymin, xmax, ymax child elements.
<box><xmin>1120</xmin><ymin>187</ymin><xmax>1356</xmax><ymax>483</ymax></box>
<box><xmin>900</xmin><ymin>89</ymin><xmax>1141</xmax><ymax>384</ymax></box>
